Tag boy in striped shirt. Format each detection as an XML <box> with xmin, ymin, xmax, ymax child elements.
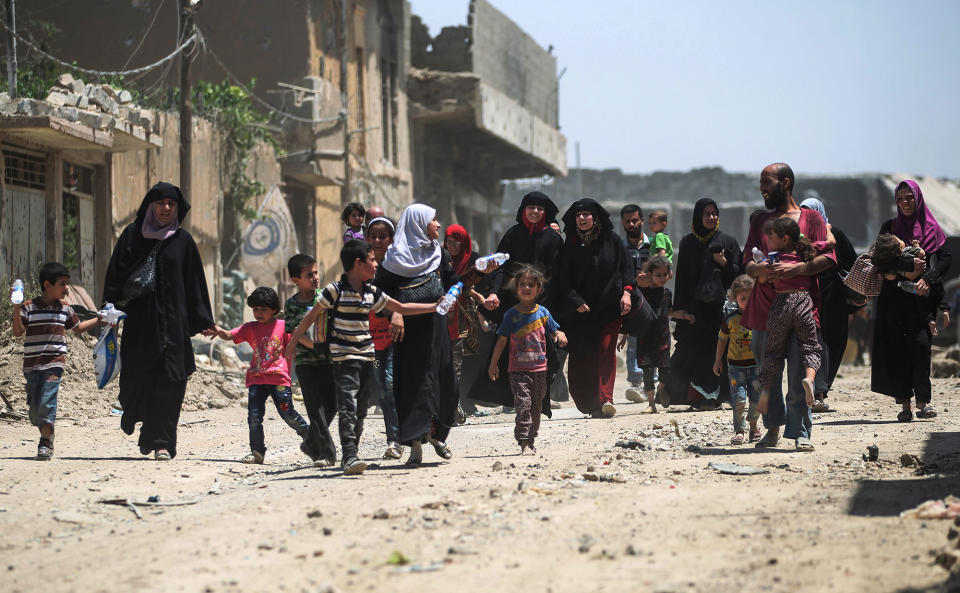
<box><xmin>287</xmin><ymin>240</ymin><xmax>438</xmax><ymax>475</ymax></box>
<box><xmin>12</xmin><ymin>262</ymin><xmax>101</xmax><ymax>460</ymax></box>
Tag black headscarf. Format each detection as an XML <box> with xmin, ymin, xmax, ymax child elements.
<box><xmin>515</xmin><ymin>190</ymin><xmax>559</xmax><ymax>225</ymax></box>
<box><xmin>561</xmin><ymin>198</ymin><xmax>613</xmax><ymax>244</ymax></box>
<box><xmin>103</xmin><ymin>182</ymin><xmax>191</xmax><ymax>304</ymax></box>
<box><xmin>691</xmin><ymin>197</ymin><xmax>719</xmax><ymax>243</ymax></box>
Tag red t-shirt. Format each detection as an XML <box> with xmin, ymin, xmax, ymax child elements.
<box><xmin>369</xmin><ymin>312</ymin><xmax>393</xmax><ymax>350</ymax></box>
<box><xmin>741</xmin><ymin>209</ymin><xmax>835</xmax><ymax>331</ymax></box>
<box><xmin>231</xmin><ymin>319</ymin><xmax>292</xmax><ymax>386</ymax></box>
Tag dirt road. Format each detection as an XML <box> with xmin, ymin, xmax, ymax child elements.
<box><xmin>2</xmin><ymin>366</ymin><xmax>959</xmax><ymax>593</ymax></box>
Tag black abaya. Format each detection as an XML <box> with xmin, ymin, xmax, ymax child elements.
<box><xmin>102</xmin><ymin>183</ymin><xmax>213</xmax><ymax>458</ymax></box>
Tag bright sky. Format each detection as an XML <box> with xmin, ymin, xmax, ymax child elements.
<box><xmin>410</xmin><ymin>0</ymin><xmax>960</xmax><ymax>178</ymax></box>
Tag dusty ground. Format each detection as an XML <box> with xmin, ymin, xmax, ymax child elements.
<box><xmin>2</xmin><ymin>364</ymin><xmax>960</xmax><ymax>593</ymax></box>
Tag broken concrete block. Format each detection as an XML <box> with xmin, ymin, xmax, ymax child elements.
<box><xmin>88</xmin><ymin>87</ymin><xmax>119</xmax><ymax>116</ymax></box>
<box><xmin>16</xmin><ymin>98</ymin><xmax>52</xmax><ymax>116</ymax></box>
<box><xmin>55</xmin><ymin>73</ymin><xmax>75</xmax><ymax>89</ymax></box>
<box><xmin>118</xmin><ymin>90</ymin><xmax>132</xmax><ymax>104</ymax></box>
<box><xmin>99</xmin><ymin>84</ymin><xmax>118</xmax><ymax>99</ymax></box>
<box><xmin>77</xmin><ymin>110</ymin><xmax>104</xmax><ymax>129</ymax></box>
<box><xmin>137</xmin><ymin>109</ymin><xmax>153</xmax><ymax>127</ymax></box>
<box><xmin>55</xmin><ymin>106</ymin><xmax>79</xmax><ymax>121</ymax></box>
<box><xmin>76</xmin><ymin>95</ymin><xmax>89</xmax><ymax>109</ymax></box>
<box><xmin>44</xmin><ymin>92</ymin><xmax>67</xmax><ymax>107</ymax></box>
<box><xmin>70</xmin><ymin>79</ymin><xmax>85</xmax><ymax>94</ymax></box>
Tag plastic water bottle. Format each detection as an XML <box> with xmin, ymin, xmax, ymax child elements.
<box><xmin>436</xmin><ymin>282</ymin><xmax>463</xmax><ymax>315</ymax></box>
<box><xmin>751</xmin><ymin>247</ymin><xmax>765</xmax><ymax>263</ymax></box>
<box><xmin>97</xmin><ymin>302</ymin><xmax>127</xmax><ymax>326</ymax></box>
<box><xmin>10</xmin><ymin>279</ymin><xmax>23</xmax><ymax>304</ymax></box>
<box><xmin>475</xmin><ymin>252</ymin><xmax>510</xmax><ymax>271</ymax></box>
<box><xmin>898</xmin><ymin>280</ymin><xmax>918</xmax><ymax>294</ymax></box>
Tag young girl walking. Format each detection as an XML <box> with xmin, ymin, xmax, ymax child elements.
<box><xmin>756</xmin><ymin>218</ymin><xmax>822</xmax><ymax>419</ymax></box>
<box><xmin>488</xmin><ymin>265</ymin><xmax>567</xmax><ymax>455</ymax></box>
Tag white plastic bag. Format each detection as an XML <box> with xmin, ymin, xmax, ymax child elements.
<box><xmin>94</xmin><ymin>303</ymin><xmax>126</xmax><ymax>389</ymax></box>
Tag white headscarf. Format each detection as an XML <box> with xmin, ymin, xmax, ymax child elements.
<box><xmin>382</xmin><ymin>204</ymin><xmax>441</xmax><ymax>277</ymax></box>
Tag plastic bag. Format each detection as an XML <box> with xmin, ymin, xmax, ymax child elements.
<box><xmin>94</xmin><ymin>303</ymin><xmax>126</xmax><ymax>389</ymax></box>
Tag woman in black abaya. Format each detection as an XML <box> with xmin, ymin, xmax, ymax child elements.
<box><xmin>102</xmin><ymin>182</ymin><xmax>214</xmax><ymax>460</ymax></box>
<box><xmin>666</xmin><ymin>198</ymin><xmax>741</xmax><ymax>409</ymax></box>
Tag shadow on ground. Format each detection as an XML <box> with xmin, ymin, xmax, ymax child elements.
<box><xmin>848</xmin><ymin>432</ymin><xmax>960</xmax><ymax>518</ymax></box>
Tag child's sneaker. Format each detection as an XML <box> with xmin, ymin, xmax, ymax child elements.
<box><xmin>342</xmin><ymin>457</ymin><xmax>367</xmax><ymax>475</ymax></box>
<box><xmin>36</xmin><ymin>438</ymin><xmax>54</xmax><ymax>461</ymax></box>
<box><xmin>601</xmin><ymin>402</ymin><xmax>617</xmax><ymax>418</ymax></box>
<box><xmin>241</xmin><ymin>451</ymin><xmax>264</xmax><ymax>464</ymax></box>
<box><xmin>625</xmin><ymin>386</ymin><xmax>644</xmax><ymax>403</ymax></box>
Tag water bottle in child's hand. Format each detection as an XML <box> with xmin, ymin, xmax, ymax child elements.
<box><xmin>898</xmin><ymin>280</ymin><xmax>918</xmax><ymax>294</ymax></box>
<box><xmin>437</xmin><ymin>282</ymin><xmax>463</xmax><ymax>315</ymax></box>
<box><xmin>475</xmin><ymin>252</ymin><xmax>510</xmax><ymax>271</ymax></box>
<box><xmin>10</xmin><ymin>279</ymin><xmax>23</xmax><ymax>304</ymax></box>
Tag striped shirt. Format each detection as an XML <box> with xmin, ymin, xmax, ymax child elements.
<box><xmin>317</xmin><ymin>276</ymin><xmax>389</xmax><ymax>362</ymax></box>
<box><xmin>20</xmin><ymin>298</ymin><xmax>80</xmax><ymax>372</ymax></box>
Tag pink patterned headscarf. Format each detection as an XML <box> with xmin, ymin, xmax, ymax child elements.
<box><xmin>892</xmin><ymin>179</ymin><xmax>946</xmax><ymax>254</ymax></box>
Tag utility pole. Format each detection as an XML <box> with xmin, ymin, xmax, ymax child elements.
<box><xmin>5</xmin><ymin>0</ymin><xmax>16</xmax><ymax>98</ymax></box>
<box><xmin>339</xmin><ymin>0</ymin><xmax>351</xmax><ymax>207</ymax></box>
<box><xmin>179</xmin><ymin>0</ymin><xmax>197</xmax><ymax>198</ymax></box>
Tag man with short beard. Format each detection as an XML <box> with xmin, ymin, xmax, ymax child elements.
<box><xmin>741</xmin><ymin>163</ymin><xmax>834</xmax><ymax>452</ymax></box>
<box><xmin>620</xmin><ymin>204</ymin><xmax>651</xmax><ymax>402</ymax></box>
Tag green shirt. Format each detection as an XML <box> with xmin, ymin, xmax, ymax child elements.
<box><xmin>653</xmin><ymin>232</ymin><xmax>673</xmax><ymax>262</ymax></box>
<box><xmin>284</xmin><ymin>293</ymin><xmax>330</xmax><ymax>367</ymax></box>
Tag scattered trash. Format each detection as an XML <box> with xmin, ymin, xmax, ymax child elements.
<box><xmin>577</xmin><ymin>534</ymin><xmax>595</xmax><ymax>553</ymax></box>
<box><xmin>307</xmin><ymin>509</ymin><xmax>322</xmax><ymax>519</ymax></box>
<box><xmin>583</xmin><ymin>472</ymin><xmax>599</xmax><ymax>482</ymax></box>
<box><xmin>52</xmin><ymin>511</ymin><xmax>95</xmax><ymax>525</ymax></box>
<box><xmin>901</xmin><ymin>453</ymin><xmax>922</xmax><ymax>468</ymax></box>
<box><xmin>901</xmin><ymin>496</ymin><xmax>960</xmax><ymax>520</ymax></box>
<box><xmin>708</xmin><ymin>462</ymin><xmax>769</xmax><ymax>476</ymax></box>
<box><xmin>615</xmin><ymin>440</ymin><xmax>644</xmax><ymax>450</ymax></box>
<box><xmin>387</xmin><ymin>550</ymin><xmax>410</xmax><ymax>566</ymax></box>
<box><xmin>208</xmin><ymin>478</ymin><xmax>222</xmax><ymax>495</ymax></box>
<box><xmin>491</xmin><ymin>461</ymin><xmax>504</xmax><ymax>471</ymax></box>
<box><xmin>866</xmin><ymin>445</ymin><xmax>879</xmax><ymax>462</ymax></box>
<box><xmin>394</xmin><ymin>563</ymin><xmax>445</xmax><ymax>573</ymax></box>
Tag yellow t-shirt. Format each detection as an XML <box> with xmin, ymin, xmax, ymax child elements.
<box><xmin>719</xmin><ymin>310</ymin><xmax>755</xmax><ymax>366</ymax></box>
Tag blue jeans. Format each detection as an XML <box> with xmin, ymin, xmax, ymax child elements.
<box><xmin>375</xmin><ymin>347</ymin><xmax>399</xmax><ymax>443</ymax></box>
<box><xmin>625</xmin><ymin>336</ymin><xmax>644</xmax><ymax>387</ymax></box>
<box><xmin>247</xmin><ymin>384</ymin><xmax>310</xmax><ymax>455</ymax></box>
<box><xmin>728</xmin><ymin>364</ymin><xmax>760</xmax><ymax>434</ymax></box>
<box><xmin>25</xmin><ymin>368</ymin><xmax>62</xmax><ymax>428</ymax></box>
<box><xmin>750</xmin><ymin>329</ymin><xmax>813</xmax><ymax>440</ymax></box>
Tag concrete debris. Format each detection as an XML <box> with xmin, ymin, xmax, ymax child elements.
<box><xmin>901</xmin><ymin>496</ymin><xmax>960</xmax><ymax>520</ymax></box>
<box><xmin>0</xmin><ymin>74</ymin><xmax>155</xmax><ymax>134</ymax></box>
<box><xmin>708</xmin><ymin>462</ymin><xmax>769</xmax><ymax>476</ymax></box>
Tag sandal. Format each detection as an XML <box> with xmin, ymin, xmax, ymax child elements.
<box><xmin>795</xmin><ymin>437</ymin><xmax>815</xmax><ymax>452</ymax></box>
<box><xmin>154</xmin><ymin>449</ymin><xmax>172</xmax><ymax>461</ymax></box>
<box><xmin>730</xmin><ymin>433</ymin><xmax>745</xmax><ymax>445</ymax></box>
<box><xmin>916</xmin><ymin>407</ymin><xmax>937</xmax><ymax>419</ymax></box>
<box><xmin>36</xmin><ymin>438</ymin><xmax>54</xmax><ymax>461</ymax></box>
<box><xmin>749</xmin><ymin>427</ymin><xmax>762</xmax><ymax>442</ymax></box>
<box><xmin>428</xmin><ymin>436</ymin><xmax>453</xmax><ymax>460</ymax></box>
<box><xmin>240</xmin><ymin>451</ymin><xmax>264</xmax><ymax>464</ymax></box>
<box><xmin>897</xmin><ymin>410</ymin><xmax>914</xmax><ymax>423</ymax></box>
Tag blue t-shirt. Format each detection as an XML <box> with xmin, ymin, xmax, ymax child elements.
<box><xmin>496</xmin><ymin>304</ymin><xmax>560</xmax><ymax>373</ymax></box>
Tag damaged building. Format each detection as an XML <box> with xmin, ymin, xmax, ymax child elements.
<box><xmin>409</xmin><ymin>0</ymin><xmax>566</xmax><ymax>251</ymax></box>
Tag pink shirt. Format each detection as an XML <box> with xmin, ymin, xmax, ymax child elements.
<box><xmin>741</xmin><ymin>209</ymin><xmax>835</xmax><ymax>331</ymax></box>
<box><xmin>772</xmin><ymin>253</ymin><xmax>815</xmax><ymax>292</ymax></box>
<box><xmin>231</xmin><ymin>319</ymin><xmax>292</xmax><ymax>387</ymax></box>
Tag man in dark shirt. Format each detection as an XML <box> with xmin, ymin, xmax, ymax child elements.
<box><xmin>620</xmin><ymin>204</ymin><xmax>651</xmax><ymax>402</ymax></box>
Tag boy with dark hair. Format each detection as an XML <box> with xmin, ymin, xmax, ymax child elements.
<box><xmin>288</xmin><ymin>240</ymin><xmax>439</xmax><ymax>475</ymax></box>
<box><xmin>284</xmin><ymin>253</ymin><xmax>338</xmax><ymax>467</ymax></box>
<box><xmin>12</xmin><ymin>262</ymin><xmax>101</xmax><ymax>460</ymax></box>
<box><xmin>206</xmin><ymin>287</ymin><xmax>312</xmax><ymax>464</ymax></box>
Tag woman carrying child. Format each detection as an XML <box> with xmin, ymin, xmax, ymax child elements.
<box><xmin>871</xmin><ymin>180</ymin><xmax>951</xmax><ymax>421</ymax></box>
<box><xmin>488</xmin><ymin>265</ymin><xmax>567</xmax><ymax>455</ymax></box>
<box><xmin>713</xmin><ymin>274</ymin><xmax>761</xmax><ymax>444</ymax></box>
<box><xmin>755</xmin><ymin>218</ymin><xmax>822</xmax><ymax>423</ymax></box>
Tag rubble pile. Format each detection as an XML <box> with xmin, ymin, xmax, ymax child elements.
<box><xmin>614</xmin><ymin>416</ymin><xmax>731</xmax><ymax>454</ymax></box>
<box><xmin>0</xmin><ymin>327</ymin><xmax>244</xmax><ymax>420</ymax></box>
<box><xmin>932</xmin><ymin>346</ymin><xmax>960</xmax><ymax>379</ymax></box>
<box><xmin>0</xmin><ymin>73</ymin><xmax>155</xmax><ymax>131</ymax></box>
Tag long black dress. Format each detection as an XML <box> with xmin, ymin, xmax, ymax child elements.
<box><xmin>817</xmin><ymin>225</ymin><xmax>857</xmax><ymax>394</ymax></box>
<box><xmin>102</xmin><ymin>183</ymin><xmax>214</xmax><ymax>458</ymax></box>
<box><xmin>871</xmin><ymin>219</ymin><xmax>951</xmax><ymax>404</ymax></box>
<box><xmin>467</xmin><ymin>191</ymin><xmax>564</xmax><ymax>409</ymax></box>
<box><xmin>667</xmin><ymin>204</ymin><xmax>741</xmax><ymax>407</ymax></box>
<box><xmin>376</xmin><ymin>251</ymin><xmax>460</xmax><ymax>444</ymax></box>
